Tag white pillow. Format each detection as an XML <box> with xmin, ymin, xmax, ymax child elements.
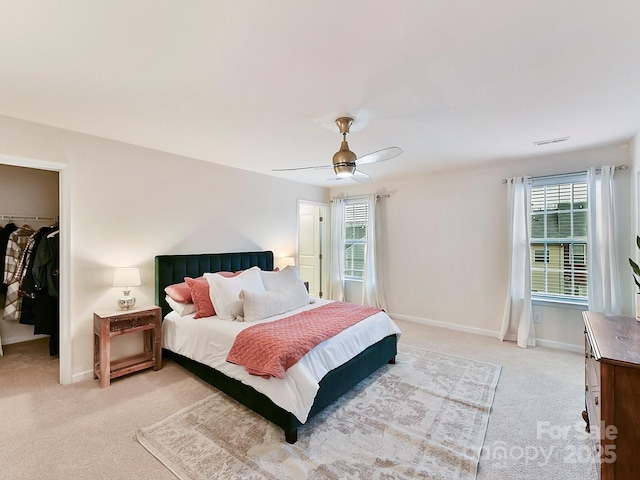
<box><xmin>240</xmin><ymin>281</ymin><xmax>310</xmax><ymax>322</ymax></box>
<box><xmin>260</xmin><ymin>265</ymin><xmax>301</xmax><ymax>291</ymax></box>
<box><xmin>165</xmin><ymin>295</ymin><xmax>197</xmax><ymax>317</ymax></box>
<box><xmin>204</xmin><ymin>267</ymin><xmax>266</xmax><ymax>320</ymax></box>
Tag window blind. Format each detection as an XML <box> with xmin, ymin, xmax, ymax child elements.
<box><xmin>530</xmin><ymin>174</ymin><xmax>588</xmax><ymax>301</ymax></box>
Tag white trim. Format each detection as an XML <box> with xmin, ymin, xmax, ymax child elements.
<box><xmin>531</xmin><ymin>171</ymin><xmax>587</xmax><ymax>187</ymax></box>
<box><xmin>72</xmin><ymin>369</ymin><xmax>95</xmax><ymax>383</ymax></box>
<box><xmin>0</xmin><ymin>152</ymin><xmax>72</xmax><ymax>385</ymax></box>
<box><xmin>1</xmin><ymin>334</ymin><xmax>48</xmax><ymax>345</ymax></box>
<box><xmin>390</xmin><ymin>313</ymin><xmax>498</xmax><ymax>338</ymax></box>
<box><xmin>390</xmin><ymin>312</ymin><xmax>583</xmax><ymax>353</ymax></box>
<box><xmin>534</xmin><ymin>338</ymin><xmax>583</xmax><ymax>354</ymax></box>
<box><xmin>58</xmin><ymin>167</ymin><xmax>72</xmax><ymax>385</ymax></box>
<box><xmin>532</xmin><ymin>296</ymin><xmax>588</xmax><ymax>310</ymax></box>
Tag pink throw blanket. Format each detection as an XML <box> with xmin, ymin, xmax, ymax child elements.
<box><xmin>226</xmin><ymin>302</ymin><xmax>381</xmax><ymax>379</ymax></box>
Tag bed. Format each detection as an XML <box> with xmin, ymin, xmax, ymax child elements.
<box><xmin>155</xmin><ymin>250</ymin><xmax>400</xmax><ymax>443</ymax></box>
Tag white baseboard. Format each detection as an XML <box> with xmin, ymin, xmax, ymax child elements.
<box><xmin>1</xmin><ymin>333</ymin><xmax>48</xmax><ymax>346</ymax></box>
<box><xmin>73</xmin><ymin>370</ymin><xmax>95</xmax><ymax>384</ymax></box>
<box><xmin>390</xmin><ymin>313</ymin><xmax>500</xmax><ymax>338</ymax></box>
<box><xmin>389</xmin><ymin>312</ymin><xmax>583</xmax><ymax>353</ymax></box>
<box><xmin>533</xmin><ymin>338</ymin><xmax>583</xmax><ymax>354</ymax></box>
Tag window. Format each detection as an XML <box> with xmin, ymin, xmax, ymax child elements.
<box><xmin>534</xmin><ymin>249</ymin><xmax>550</xmax><ymax>263</ymax></box>
<box><xmin>344</xmin><ymin>200</ymin><xmax>368</xmax><ymax>280</ymax></box>
<box><xmin>530</xmin><ymin>174</ymin><xmax>588</xmax><ymax>303</ymax></box>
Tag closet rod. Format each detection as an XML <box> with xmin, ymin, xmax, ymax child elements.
<box><xmin>0</xmin><ymin>214</ymin><xmax>58</xmax><ymax>221</ymax></box>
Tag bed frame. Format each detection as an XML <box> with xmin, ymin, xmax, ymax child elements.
<box><xmin>155</xmin><ymin>250</ymin><xmax>397</xmax><ymax>443</ymax></box>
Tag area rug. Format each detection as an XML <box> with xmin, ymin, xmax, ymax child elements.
<box><xmin>137</xmin><ymin>344</ymin><xmax>501</xmax><ymax>480</ymax></box>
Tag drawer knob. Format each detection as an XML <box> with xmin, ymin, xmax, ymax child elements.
<box><xmin>132</xmin><ymin>321</ymin><xmax>138</xmax><ymax>327</ymax></box>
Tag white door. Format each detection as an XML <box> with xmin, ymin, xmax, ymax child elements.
<box><xmin>298</xmin><ymin>201</ymin><xmax>327</xmax><ymax>298</ymax></box>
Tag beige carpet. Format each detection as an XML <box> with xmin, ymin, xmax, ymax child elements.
<box><xmin>137</xmin><ymin>344</ymin><xmax>501</xmax><ymax>480</ymax></box>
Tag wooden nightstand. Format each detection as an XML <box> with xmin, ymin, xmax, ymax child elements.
<box><xmin>93</xmin><ymin>305</ymin><xmax>162</xmax><ymax>387</ymax></box>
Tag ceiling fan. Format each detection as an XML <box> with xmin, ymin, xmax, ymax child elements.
<box><xmin>273</xmin><ymin>117</ymin><xmax>403</xmax><ymax>182</ymax></box>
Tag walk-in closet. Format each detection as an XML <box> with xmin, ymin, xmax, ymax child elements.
<box><xmin>0</xmin><ymin>164</ymin><xmax>59</xmax><ymax>358</ymax></box>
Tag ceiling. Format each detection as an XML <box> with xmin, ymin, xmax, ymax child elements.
<box><xmin>1</xmin><ymin>1</ymin><xmax>639</xmax><ymax>186</ymax></box>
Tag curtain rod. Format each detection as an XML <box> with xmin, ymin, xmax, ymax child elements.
<box><xmin>501</xmin><ymin>164</ymin><xmax>628</xmax><ymax>184</ymax></box>
<box><xmin>331</xmin><ymin>193</ymin><xmax>392</xmax><ymax>202</ymax></box>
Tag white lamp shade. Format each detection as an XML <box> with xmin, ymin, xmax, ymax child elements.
<box><xmin>274</xmin><ymin>257</ymin><xmax>296</xmax><ymax>270</ymax></box>
<box><xmin>112</xmin><ymin>267</ymin><xmax>141</xmax><ymax>287</ymax></box>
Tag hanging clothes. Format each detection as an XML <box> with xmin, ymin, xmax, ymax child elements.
<box><xmin>0</xmin><ymin>222</ymin><xmax>17</xmax><ymax>294</ymax></box>
<box><xmin>2</xmin><ymin>225</ymin><xmax>36</xmax><ymax>323</ymax></box>
<box><xmin>31</xmin><ymin>228</ymin><xmax>59</xmax><ymax>356</ymax></box>
<box><xmin>20</xmin><ymin>226</ymin><xmax>55</xmax><ymax>327</ymax></box>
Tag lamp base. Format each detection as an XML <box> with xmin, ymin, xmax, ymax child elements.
<box><xmin>117</xmin><ymin>290</ymin><xmax>136</xmax><ymax>310</ymax></box>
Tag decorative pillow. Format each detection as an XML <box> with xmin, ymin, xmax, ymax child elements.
<box><xmin>260</xmin><ymin>265</ymin><xmax>301</xmax><ymax>291</ymax></box>
<box><xmin>184</xmin><ymin>276</ymin><xmax>216</xmax><ymax>319</ymax></box>
<box><xmin>204</xmin><ymin>266</ymin><xmax>266</xmax><ymax>321</ymax></box>
<box><xmin>165</xmin><ymin>295</ymin><xmax>197</xmax><ymax>317</ymax></box>
<box><xmin>217</xmin><ymin>271</ymin><xmax>241</xmax><ymax>278</ymax></box>
<box><xmin>164</xmin><ymin>281</ymin><xmax>192</xmax><ymax>304</ymax></box>
<box><xmin>240</xmin><ymin>280</ymin><xmax>310</xmax><ymax>322</ymax></box>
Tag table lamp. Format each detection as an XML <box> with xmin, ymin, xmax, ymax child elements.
<box><xmin>275</xmin><ymin>256</ymin><xmax>296</xmax><ymax>271</ymax></box>
<box><xmin>112</xmin><ymin>267</ymin><xmax>141</xmax><ymax>310</ymax></box>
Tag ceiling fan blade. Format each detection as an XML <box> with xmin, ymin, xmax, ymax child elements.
<box><xmin>272</xmin><ymin>165</ymin><xmax>332</xmax><ymax>172</ymax></box>
<box><xmin>355</xmin><ymin>146</ymin><xmax>403</xmax><ymax>166</ymax></box>
<box><xmin>352</xmin><ymin>170</ymin><xmax>372</xmax><ymax>183</ymax></box>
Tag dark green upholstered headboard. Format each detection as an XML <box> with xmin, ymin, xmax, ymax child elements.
<box><xmin>155</xmin><ymin>251</ymin><xmax>274</xmax><ymax>317</ymax></box>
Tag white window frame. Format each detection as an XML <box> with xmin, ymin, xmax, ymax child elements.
<box><xmin>530</xmin><ymin>173</ymin><xmax>589</xmax><ymax>308</ymax></box>
<box><xmin>343</xmin><ymin>199</ymin><xmax>369</xmax><ymax>281</ymax></box>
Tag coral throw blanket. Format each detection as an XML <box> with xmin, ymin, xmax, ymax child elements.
<box><xmin>226</xmin><ymin>302</ymin><xmax>381</xmax><ymax>379</ymax></box>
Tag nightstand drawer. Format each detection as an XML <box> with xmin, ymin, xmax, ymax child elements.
<box><xmin>108</xmin><ymin>313</ymin><xmax>156</xmax><ymax>333</ymax></box>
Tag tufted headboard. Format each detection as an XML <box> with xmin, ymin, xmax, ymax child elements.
<box><xmin>155</xmin><ymin>251</ymin><xmax>274</xmax><ymax>317</ymax></box>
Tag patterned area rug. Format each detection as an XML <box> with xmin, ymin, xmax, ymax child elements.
<box><xmin>137</xmin><ymin>345</ymin><xmax>501</xmax><ymax>480</ymax></box>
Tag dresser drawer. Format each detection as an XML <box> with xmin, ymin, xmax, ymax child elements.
<box><xmin>586</xmin><ymin>354</ymin><xmax>600</xmax><ymax>390</ymax></box>
<box><xmin>586</xmin><ymin>383</ymin><xmax>601</xmax><ymax>430</ymax></box>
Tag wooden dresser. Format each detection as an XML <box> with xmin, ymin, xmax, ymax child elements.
<box><xmin>582</xmin><ymin>311</ymin><xmax>640</xmax><ymax>479</ymax></box>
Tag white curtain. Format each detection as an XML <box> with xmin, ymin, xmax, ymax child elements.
<box><xmin>329</xmin><ymin>198</ymin><xmax>345</xmax><ymax>301</ymax></box>
<box><xmin>500</xmin><ymin>176</ymin><xmax>535</xmax><ymax>348</ymax></box>
<box><xmin>587</xmin><ymin>165</ymin><xmax>621</xmax><ymax>314</ymax></box>
<box><xmin>362</xmin><ymin>194</ymin><xmax>388</xmax><ymax>310</ymax></box>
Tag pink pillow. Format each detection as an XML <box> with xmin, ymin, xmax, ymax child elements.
<box><xmin>165</xmin><ymin>282</ymin><xmax>192</xmax><ymax>304</ymax></box>
<box><xmin>184</xmin><ymin>277</ymin><xmax>216</xmax><ymax>319</ymax></box>
<box><xmin>218</xmin><ymin>271</ymin><xmax>241</xmax><ymax>278</ymax></box>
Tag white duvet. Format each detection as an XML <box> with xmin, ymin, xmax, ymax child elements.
<box><xmin>162</xmin><ymin>298</ymin><xmax>401</xmax><ymax>423</ymax></box>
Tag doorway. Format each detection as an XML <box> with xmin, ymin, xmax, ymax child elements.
<box><xmin>0</xmin><ymin>153</ymin><xmax>70</xmax><ymax>385</ymax></box>
<box><xmin>297</xmin><ymin>200</ymin><xmax>328</xmax><ymax>298</ymax></box>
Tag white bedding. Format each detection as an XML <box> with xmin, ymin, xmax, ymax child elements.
<box><xmin>162</xmin><ymin>298</ymin><xmax>401</xmax><ymax>423</ymax></box>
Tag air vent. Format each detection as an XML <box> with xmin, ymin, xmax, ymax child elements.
<box><xmin>533</xmin><ymin>136</ymin><xmax>569</xmax><ymax>146</ymax></box>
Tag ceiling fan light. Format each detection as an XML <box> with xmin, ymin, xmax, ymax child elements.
<box><xmin>334</xmin><ymin>163</ymin><xmax>356</xmax><ymax>177</ymax></box>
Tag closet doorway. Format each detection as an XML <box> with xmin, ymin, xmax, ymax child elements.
<box><xmin>0</xmin><ymin>155</ymin><xmax>70</xmax><ymax>385</ymax></box>
<box><xmin>297</xmin><ymin>200</ymin><xmax>328</xmax><ymax>298</ymax></box>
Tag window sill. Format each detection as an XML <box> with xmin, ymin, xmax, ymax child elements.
<box><xmin>532</xmin><ymin>296</ymin><xmax>588</xmax><ymax>310</ymax></box>
<box><xmin>345</xmin><ymin>278</ymin><xmax>364</xmax><ymax>283</ymax></box>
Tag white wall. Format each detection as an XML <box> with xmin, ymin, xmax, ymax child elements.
<box><xmin>0</xmin><ymin>114</ymin><xmax>328</xmax><ymax>382</ymax></box>
<box><xmin>332</xmin><ymin>143</ymin><xmax>633</xmax><ymax>350</ymax></box>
